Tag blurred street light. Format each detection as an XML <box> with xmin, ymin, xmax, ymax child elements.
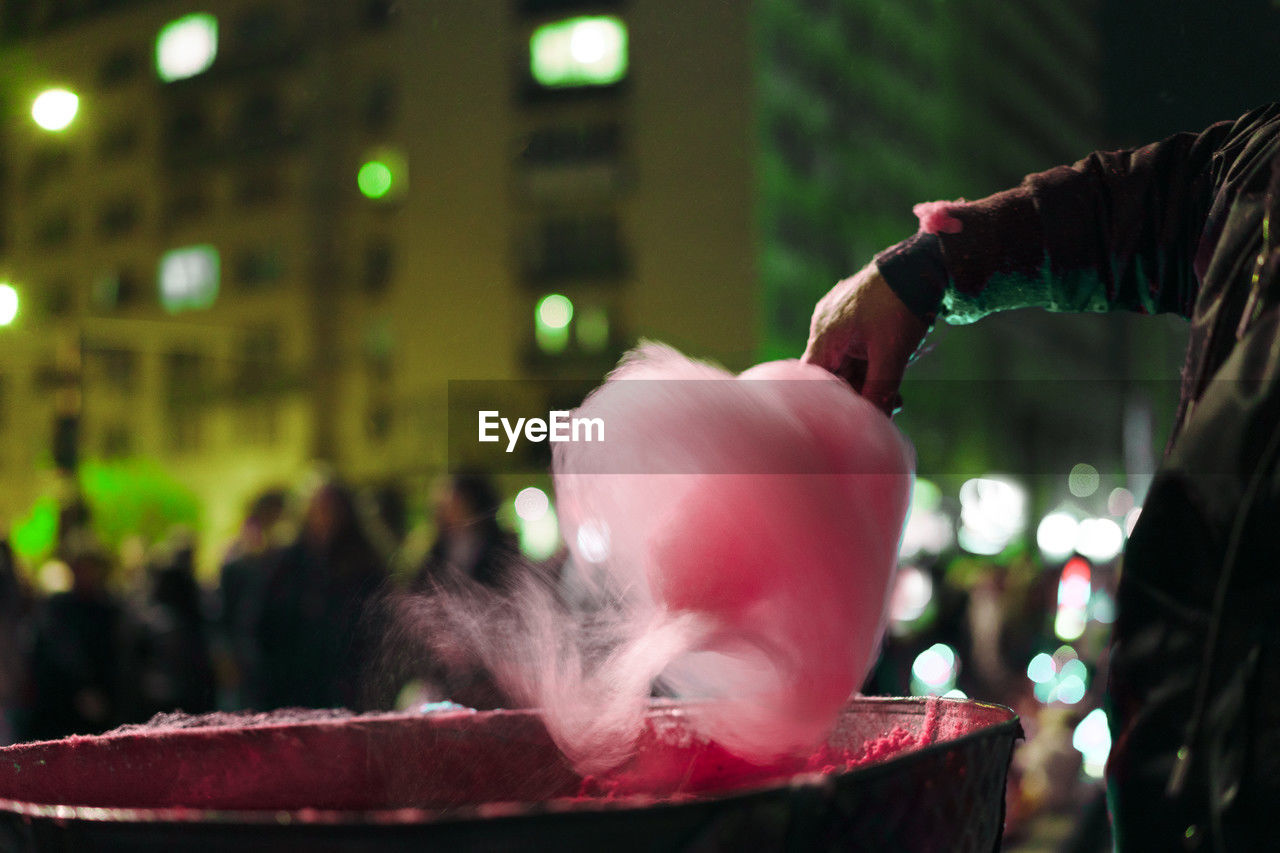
<box><xmin>0</xmin><ymin>283</ymin><xmax>18</xmax><ymax>326</ymax></box>
<box><xmin>31</xmin><ymin>88</ymin><xmax>79</xmax><ymax>131</ymax></box>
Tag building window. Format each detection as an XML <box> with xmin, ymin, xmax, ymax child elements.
<box><xmin>234</xmin><ymin>7</ymin><xmax>285</xmax><ymax>57</ymax></box>
<box><xmin>97</xmin><ymin>122</ymin><xmax>140</xmax><ymax>159</ymax></box>
<box><xmin>166</xmin><ymin>180</ymin><xmax>212</xmax><ymax>222</ymax></box>
<box><xmin>524</xmin><ymin>213</ymin><xmax>626</xmax><ymax>280</ymax></box>
<box><xmin>97</xmin><ymin>197</ymin><xmax>141</xmax><ymax>239</ymax></box>
<box><xmin>362</xmin><ymin>319</ymin><xmax>394</xmax><ymax>380</ymax></box>
<box><xmin>165</xmin><ymin>103</ymin><xmax>211</xmax><ymax>153</ymax></box>
<box><xmin>533</xmin><ymin>294</ymin><xmax>613</xmax><ymax>355</ymax></box>
<box><xmin>528</xmin><ymin>16</ymin><xmax>628</xmax><ymax>89</ymax></box>
<box><xmin>35</xmin><ymin>210</ymin><xmax>73</xmax><ymax>248</ymax></box>
<box><xmin>94</xmin><ymin>348</ymin><xmax>138</xmax><ymax>394</ymax></box>
<box><xmin>366</xmin><ymin>400</ymin><xmax>392</xmax><ymax>442</ymax></box>
<box><xmin>235</xmin><ymin>246</ymin><xmax>284</xmax><ymax>289</ymax></box>
<box><xmin>235</xmin><ymin>90</ymin><xmax>284</xmax><ymax>143</ymax></box>
<box><xmin>363</xmin><ymin>78</ymin><xmax>397</xmax><ymax>131</ymax></box>
<box><xmin>99</xmin><ymin>48</ymin><xmax>141</xmax><ymax>87</ymax></box>
<box><xmin>361</xmin><ymin>0</ymin><xmax>398</xmax><ymax>30</ymax></box>
<box><xmin>165</xmin><ymin>350</ymin><xmax>205</xmax><ymax>452</ymax></box>
<box><xmin>158</xmin><ymin>244</ymin><xmax>220</xmax><ymax>312</ymax></box>
<box><xmin>237</xmin><ymin>325</ymin><xmax>279</xmax><ymax>394</ymax></box>
<box><xmin>235</xmin><ymin>163</ymin><xmax>284</xmax><ymax>206</ymax></box>
<box><xmin>43</xmin><ymin>277</ymin><xmax>73</xmax><ymax>318</ymax></box>
<box><xmin>363</xmin><ymin>239</ymin><xmax>393</xmax><ymax>294</ymax></box>
<box><xmin>25</xmin><ymin>146</ymin><xmax>72</xmax><ymax>193</ymax></box>
<box><xmin>521</xmin><ymin>122</ymin><xmax>621</xmax><ymax>165</ymax></box>
<box><xmin>91</xmin><ymin>269</ymin><xmax>141</xmax><ymax>312</ymax></box>
<box><xmin>156</xmin><ymin>13</ymin><xmax>219</xmax><ymax>82</ymax></box>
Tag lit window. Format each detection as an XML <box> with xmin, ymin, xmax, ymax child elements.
<box><xmin>530</xmin><ymin>17</ymin><xmax>628</xmax><ymax>88</ymax></box>
<box><xmin>156</xmin><ymin>14</ymin><xmax>219</xmax><ymax>82</ymax></box>
<box><xmin>158</xmin><ymin>245</ymin><xmax>220</xmax><ymax>312</ymax></box>
<box><xmin>535</xmin><ymin>293</ymin><xmax>573</xmax><ymax>353</ymax></box>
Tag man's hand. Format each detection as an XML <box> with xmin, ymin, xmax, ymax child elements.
<box><xmin>801</xmin><ymin>262</ymin><xmax>929</xmax><ymax>416</ymax></box>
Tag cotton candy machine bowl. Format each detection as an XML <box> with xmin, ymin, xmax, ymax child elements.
<box><xmin>0</xmin><ymin>697</ymin><xmax>1019</xmax><ymax>851</ymax></box>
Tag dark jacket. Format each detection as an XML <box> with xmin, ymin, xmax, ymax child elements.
<box><xmin>878</xmin><ymin>104</ymin><xmax>1280</xmax><ymax>850</ymax></box>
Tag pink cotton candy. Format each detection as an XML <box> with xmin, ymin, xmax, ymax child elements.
<box><xmin>912</xmin><ymin>200</ymin><xmax>966</xmax><ymax>234</ymax></box>
<box><xmin>550</xmin><ymin>343</ymin><xmax>915</xmax><ymax>765</ymax></box>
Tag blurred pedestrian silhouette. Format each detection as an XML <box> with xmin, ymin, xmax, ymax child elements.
<box><xmin>0</xmin><ymin>541</ymin><xmax>32</xmax><ymax>745</ymax></box>
<box><xmin>217</xmin><ymin>489</ymin><xmax>288</xmax><ymax>709</ymax></box>
<box><xmin>126</xmin><ymin>532</ymin><xmax>216</xmax><ymax>720</ymax></box>
<box><xmin>412</xmin><ymin>473</ymin><xmax>516</xmax><ymax>592</ymax></box>
<box><xmin>23</xmin><ymin>535</ymin><xmax>124</xmax><ymax>740</ymax></box>
<box><xmin>400</xmin><ymin>473</ymin><xmax>520</xmax><ymax>710</ymax></box>
<box><xmin>257</xmin><ymin>479</ymin><xmax>389</xmax><ymax>711</ymax></box>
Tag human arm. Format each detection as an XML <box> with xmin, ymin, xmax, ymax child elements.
<box><xmin>804</xmin><ymin>105</ymin><xmax>1280</xmax><ymax>404</ymax></box>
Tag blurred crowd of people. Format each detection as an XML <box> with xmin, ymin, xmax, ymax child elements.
<box><xmin>0</xmin><ymin>471</ymin><xmax>1112</xmax><ymax>848</ymax></box>
<box><xmin>0</xmin><ymin>471</ymin><xmax>525</xmax><ymax>746</ymax></box>
<box><xmin>868</xmin><ymin>549</ymin><xmax>1115</xmax><ymax>851</ymax></box>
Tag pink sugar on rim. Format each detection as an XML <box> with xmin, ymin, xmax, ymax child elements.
<box><xmin>913</xmin><ymin>200</ymin><xmax>966</xmax><ymax>234</ymax></box>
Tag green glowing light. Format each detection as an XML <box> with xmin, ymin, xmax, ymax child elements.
<box><xmin>358</xmin><ymin>160</ymin><xmax>394</xmax><ymax>199</ymax></box>
<box><xmin>530</xmin><ymin>16</ymin><xmax>628</xmax><ymax>88</ymax></box>
<box><xmin>0</xmin><ymin>283</ymin><xmax>18</xmax><ymax>326</ymax></box>
<box><xmin>11</xmin><ymin>497</ymin><xmax>59</xmax><ymax>563</ymax></box>
<box><xmin>80</xmin><ymin>460</ymin><xmax>201</xmax><ymax>548</ymax></box>
<box><xmin>156</xmin><ymin>14</ymin><xmax>219</xmax><ymax>82</ymax></box>
<box><xmin>32</xmin><ymin>88</ymin><xmax>79</xmax><ymax>131</ymax></box>
<box><xmin>537</xmin><ymin>293</ymin><xmax>574</xmax><ymax>329</ymax></box>
<box><xmin>576</xmin><ymin>305</ymin><xmax>609</xmax><ymax>352</ymax></box>
<box><xmin>535</xmin><ymin>294</ymin><xmax>573</xmax><ymax>354</ymax></box>
<box><xmin>158</xmin><ymin>244</ymin><xmax>220</xmax><ymax>313</ymax></box>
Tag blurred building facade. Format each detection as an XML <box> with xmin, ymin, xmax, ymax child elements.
<box><xmin>0</xmin><ymin>0</ymin><xmax>1119</xmax><ymax>562</ymax></box>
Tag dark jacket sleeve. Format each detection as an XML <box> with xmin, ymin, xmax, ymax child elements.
<box><xmin>873</xmin><ymin>108</ymin><xmax>1274</xmax><ymax>325</ymax></box>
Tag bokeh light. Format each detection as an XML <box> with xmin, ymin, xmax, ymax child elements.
<box><xmin>958</xmin><ymin>477</ymin><xmax>1026</xmax><ymax>555</ymax></box>
<box><xmin>890</xmin><ymin>564</ymin><xmax>934</xmax><ymax>624</ymax></box>
<box><xmin>514</xmin><ymin>486</ymin><xmax>549</xmax><ymax>521</ymax></box>
<box><xmin>537</xmin><ymin>294</ymin><xmax>573</xmax><ymax>329</ymax></box>
<box><xmin>0</xmin><ymin>283</ymin><xmax>18</xmax><ymax>326</ymax></box>
<box><xmin>1068</xmin><ymin>463</ymin><xmax>1100</xmax><ymax>498</ymax></box>
<box><xmin>530</xmin><ymin>16</ymin><xmax>628</xmax><ymax>88</ymax></box>
<box><xmin>358</xmin><ymin>160</ymin><xmax>394</xmax><ymax>199</ymax></box>
<box><xmin>535</xmin><ymin>294</ymin><xmax>574</xmax><ymax>353</ymax></box>
<box><xmin>911</xmin><ymin>643</ymin><xmax>958</xmax><ymax>695</ymax></box>
<box><xmin>1107</xmin><ymin>487</ymin><xmax>1135</xmax><ymax>517</ymax></box>
<box><xmin>1076</xmin><ymin>518</ymin><xmax>1124</xmax><ymax>561</ymax></box>
<box><xmin>158</xmin><ymin>245</ymin><xmax>220</xmax><ymax>313</ymax></box>
<box><xmin>1036</xmin><ymin>511</ymin><xmax>1079</xmax><ymax>561</ymax></box>
<box><xmin>155</xmin><ymin>13</ymin><xmax>218</xmax><ymax>82</ymax></box>
<box><xmin>31</xmin><ymin>88</ymin><xmax>79</xmax><ymax>131</ymax></box>
<box><xmin>1027</xmin><ymin>652</ymin><xmax>1056</xmax><ymax>684</ymax></box>
<box><xmin>1073</xmin><ymin>708</ymin><xmax>1112</xmax><ymax>779</ymax></box>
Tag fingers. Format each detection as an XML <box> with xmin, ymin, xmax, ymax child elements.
<box><xmin>802</xmin><ymin>262</ymin><xmax>926</xmax><ymax>416</ymax></box>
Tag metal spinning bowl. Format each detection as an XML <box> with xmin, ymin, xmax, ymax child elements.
<box><xmin>0</xmin><ymin>697</ymin><xmax>1019</xmax><ymax>851</ymax></box>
